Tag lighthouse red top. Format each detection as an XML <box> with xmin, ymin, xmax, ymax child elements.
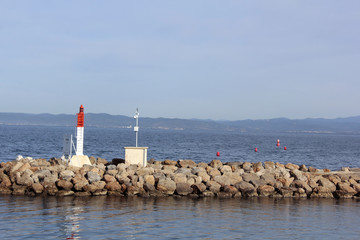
<box><xmin>77</xmin><ymin>105</ymin><xmax>84</xmax><ymax>127</ymax></box>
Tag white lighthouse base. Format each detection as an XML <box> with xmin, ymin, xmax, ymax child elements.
<box><xmin>69</xmin><ymin>155</ymin><xmax>91</xmax><ymax>168</ymax></box>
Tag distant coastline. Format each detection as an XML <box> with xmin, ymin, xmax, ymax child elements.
<box><xmin>1</xmin><ymin>112</ymin><xmax>360</xmax><ymax>134</ymax></box>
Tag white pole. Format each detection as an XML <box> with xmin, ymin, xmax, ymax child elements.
<box><xmin>134</xmin><ymin>108</ymin><xmax>139</xmax><ymax>147</ymax></box>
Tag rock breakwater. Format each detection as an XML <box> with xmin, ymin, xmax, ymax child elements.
<box><xmin>1</xmin><ymin>156</ymin><xmax>360</xmax><ymax>199</ymax></box>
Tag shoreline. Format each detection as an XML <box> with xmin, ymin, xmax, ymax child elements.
<box><xmin>1</xmin><ymin>157</ymin><xmax>359</xmax><ymax>199</ymax></box>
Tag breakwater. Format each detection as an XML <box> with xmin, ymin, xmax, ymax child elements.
<box><xmin>1</xmin><ymin>156</ymin><xmax>360</xmax><ymax>199</ymax></box>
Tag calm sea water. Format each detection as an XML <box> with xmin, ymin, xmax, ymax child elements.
<box><xmin>0</xmin><ymin>195</ymin><xmax>359</xmax><ymax>239</ymax></box>
<box><xmin>1</xmin><ymin>125</ymin><xmax>360</xmax><ymax>239</ymax></box>
<box><xmin>1</xmin><ymin>125</ymin><xmax>359</xmax><ymax>170</ymax></box>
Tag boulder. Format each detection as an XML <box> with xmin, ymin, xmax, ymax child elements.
<box><xmin>335</xmin><ymin>183</ymin><xmax>356</xmax><ymax>198</ymax></box>
<box><xmin>220</xmin><ymin>165</ymin><xmax>232</xmax><ymax>174</ymax></box>
<box><xmin>86</xmin><ymin>171</ymin><xmax>101</xmax><ymax>183</ymax></box>
<box><xmin>213</xmin><ymin>175</ymin><xmax>231</xmax><ymax>186</ymax></box>
<box><xmin>299</xmin><ymin>164</ymin><xmax>308</xmax><ymax>172</ymax></box>
<box><xmin>31</xmin><ymin>183</ymin><xmax>44</xmax><ymax>194</ymax></box>
<box><xmin>242</xmin><ymin>162</ymin><xmax>252</xmax><ymax>172</ymax></box>
<box><xmin>176</xmin><ymin>183</ymin><xmax>193</xmax><ymax>196</ymax></box>
<box><xmin>197</xmin><ymin>171</ymin><xmax>210</xmax><ymax>182</ymax></box>
<box><xmin>192</xmin><ymin>183</ymin><xmax>207</xmax><ymax>194</ymax></box>
<box><xmin>291</xmin><ymin>180</ymin><xmax>312</xmax><ymax>194</ymax></box>
<box><xmin>56</xmin><ymin>179</ymin><xmax>73</xmax><ymax>191</ymax></box>
<box><xmin>242</xmin><ymin>173</ymin><xmax>260</xmax><ymax>183</ymax></box>
<box><xmin>222</xmin><ymin>185</ymin><xmax>239</xmax><ymax>195</ymax></box>
<box><xmin>177</xmin><ymin>160</ymin><xmax>196</xmax><ymax>168</ymax></box>
<box><xmin>173</xmin><ymin>174</ymin><xmax>187</xmax><ymax>184</ymax></box>
<box><xmin>97</xmin><ymin>158</ymin><xmax>108</xmax><ymax>165</ymax></box>
<box><xmin>59</xmin><ymin>170</ymin><xmax>74</xmax><ymax>181</ymax></box>
<box><xmin>42</xmin><ymin>181</ymin><xmax>58</xmax><ymax>196</ymax></box>
<box><xmin>208</xmin><ymin>168</ymin><xmax>221</xmax><ymax>179</ymax></box>
<box><xmin>206</xmin><ymin>181</ymin><xmax>221</xmax><ymax>193</ymax></box>
<box><xmin>285</xmin><ymin>163</ymin><xmax>299</xmax><ymax>170</ymax></box>
<box><xmin>234</xmin><ymin>181</ymin><xmax>257</xmax><ymax>197</ymax></box>
<box><xmin>191</xmin><ymin>167</ymin><xmax>206</xmax><ymax>175</ymax></box>
<box><xmin>252</xmin><ymin>162</ymin><xmax>264</xmax><ymax>173</ymax></box>
<box><xmin>136</xmin><ymin>167</ymin><xmax>155</xmax><ymax>176</ymax></box>
<box><xmin>264</xmin><ymin>161</ymin><xmax>275</xmax><ymax>169</ymax></box>
<box><xmin>249</xmin><ymin>179</ymin><xmax>267</xmax><ymax>188</ymax></box>
<box><xmin>157</xmin><ymin>178</ymin><xmax>176</xmax><ymax>195</ymax></box>
<box><xmin>12</xmin><ymin>185</ymin><xmax>27</xmax><ymax>195</ymax></box>
<box><xmin>223</xmin><ymin>172</ymin><xmax>243</xmax><ymax>185</ymax></box>
<box><xmin>317</xmin><ymin>178</ymin><xmax>336</xmax><ymax>192</ymax></box>
<box><xmin>278</xmin><ymin>187</ymin><xmax>294</xmax><ymax>197</ymax></box>
<box><xmin>163</xmin><ymin>160</ymin><xmax>177</xmax><ymax>166</ymax></box>
<box><xmin>144</xmin><ymin>175</ymin><xmax>155</xmax><ymax>186</ymax></box>
<box><xmin>258</xmin><ymin>185</ymin><xmax>275</xmax><ymax>197</ymax></box>
<box><xmin>209</xmin><ymin>160</ymin><xmax>223</xmax><ymax>169</ymax></box>
<box><xmin>260</xmin><ymin>173</ymin><xmax>276</xmax><ymax>186</ymax></box>
<box><xmin>308</xmin><ymin>166</ymin><xmax>317</xmax><ymax>173</ymax></box>
<box><xmin>0</xmin><ymin>173</ymin><xmax>12</xmax><ymax>188</ymax></box>
<box><xmin>103</xmin><ymin>174</ymin><xmax>116</xmax><ymax>183</ymax></box>
<box><xmin>291</xmin><ymin>169</ymin><xmax>308</xmax><ymax>182</ymax></box>
<box><xmin>16</xmin><ymin>170</ymin><xmax>34</xmax><ymax>187</ymax></box>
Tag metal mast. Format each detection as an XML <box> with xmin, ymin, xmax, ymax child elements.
<box><xmin>134</xmin><ymin>108</ymin><xmax>139</xmax><ymax>147</ymax></box>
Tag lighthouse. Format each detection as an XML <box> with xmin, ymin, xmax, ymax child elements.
<box><xmin>69</xmin><ymin>105</ymin><xmax>91</xmax><ymax>167</ymax></box>
<box><xmin>75</xmin><ymin>105</ymin><xmax>85</xmax><ymax>156</ymax></box>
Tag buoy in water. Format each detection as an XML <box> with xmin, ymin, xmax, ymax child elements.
<box><xmin>284</xmin><ymin>146</ymin><xmax>287</xmax><ymax>150</ymax></box>
<box><xmin>276</xmin><ymin>139</ymin><xmax>280</xmax><ymax>147</ymax></box>
<box><xmin>216</xmin><ymin>152</ymin><xmax>220</xmax><ymax>157</ymax></box>
<box><xmin>255</xmin><ymin>147</ymin><xmax>258</xmax><ymax>152</ymax></box>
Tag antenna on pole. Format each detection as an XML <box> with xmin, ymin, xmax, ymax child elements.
<box><xmin>134</xmin><ymin>108</ymin><xmax>139</xmax><ymax>147</ymax></box>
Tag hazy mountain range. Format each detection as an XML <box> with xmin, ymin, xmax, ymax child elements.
<box><xmin>1</xmin><ymin>112</ymin><xmax>360</xmax><ymax>134</ymax></box>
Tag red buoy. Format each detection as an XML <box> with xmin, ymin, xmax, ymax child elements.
<box><xmin>216</xmin><ymin>152</ymin><xmax>220</xmax><ymax>157</ymax></box>
<box><xmin>276</xmin><ymin>139</ymin><xmax>280</xmax><ymax>147</ymax></box>
<box><xmin>255</xmin><ymin>147</ymin><xmax>258</xmax><ymax>152</ymax></box>
<box><xmin>284</xmin><ymin>146</ymin><xmax>287</xmax><ymax>150</ymax></box>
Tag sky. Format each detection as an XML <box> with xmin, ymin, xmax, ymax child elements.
<box><xmin>0</xmin><ymin>1</ymin><xmax>359</xmax><ymax>120</ymax></box>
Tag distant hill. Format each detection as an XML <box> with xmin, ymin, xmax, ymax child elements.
<box><xmin>1</xmin><ymin>112</ymin><xmax>360</xmax><ymax>133</ymax></box>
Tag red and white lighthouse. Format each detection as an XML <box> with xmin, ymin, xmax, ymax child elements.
<box><xmin>69</xmin><ymin>105</ymin><xmax>91</xmax><ymax>167</ymax></box>
<box><xmin>75</xmin><ymin>105</ymin><xmax>85</xmax><ymax>156</ymax></box>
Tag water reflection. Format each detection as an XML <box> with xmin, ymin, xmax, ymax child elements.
<box><xmin>0</xmin><ymin>195</ymin><xmax>360</xmax><ymax>239</ymax></box>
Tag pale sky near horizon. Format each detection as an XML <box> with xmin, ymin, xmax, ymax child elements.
<box><xmin>0</xmin><ymin>1</ymin><xmax>359</xmax><ymax>120</ymax></box>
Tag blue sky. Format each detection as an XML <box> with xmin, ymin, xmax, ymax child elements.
<box><xmin>0</xmin><ymin>1</ymin><xmax>359</xmax><ymax>120</ymax></box>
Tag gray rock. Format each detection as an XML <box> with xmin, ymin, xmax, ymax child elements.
<box><xmin>235</xmin><ymin>181</ymin><xmax>257</xmax><ymax>196</ymax></box>
<box><xmin>176</xmin><ymin>183</ymin><xmax>193</xmax><ymax>196</ymax></box>
<box><xmin>242</xmin><ymin>173</ymin><xmax>260</xmax><ymax>183</ymax></box>
<box><xmin>157</xmin><ymin>178</ymin><xmax>176</xmax><ymax>195</ymax></box>
<box><xmin>174</xmin><ymin>168</ymin><xmax>192</xmax><ymax>175</ymax></box>
<box><xmin>206</xmin><ymin>181</ymin><xmax>221</xmax><ymax>193</ymax></box>
<box><xmin>214</xmin><ymin>175</ymin><xmax>231</xmax><ymax>186</ymax></box>
<box><xmin>260</xmin><ymin>173</ymin><xmax>276</xmax><ymax>186</ymax></box>
<box><xmin>136</xmin><ymin>167</ymin><xmax>155</xmax><ymax>176</ymax></box>
<box><xmin>59</xmin><ymin>170</ymin><xmax>74</xmax><ymax>181</ymax></box>
<box><xmin>87</xmin><ymin>171</ymin><xmax>101</xmax><ymax>183</ymax></box>
<box><xmin>106</xmin><ymin>164</ymin><xmax>117</xmax><ymax>170</ymax></box>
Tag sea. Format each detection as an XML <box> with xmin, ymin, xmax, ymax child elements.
<box><xmin>0</xmin><ymin>125</ymin><xmax>360</xmax><ymax>239</ymax></box>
